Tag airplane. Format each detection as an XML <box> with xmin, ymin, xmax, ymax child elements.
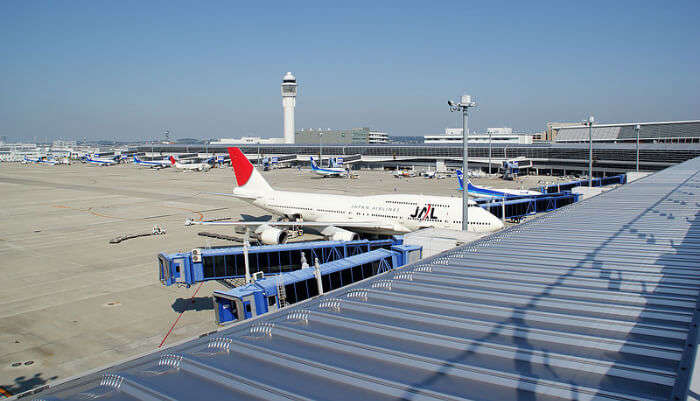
<box><xmin>310</xmin><ymin>156</ymin><xmax>347</xmax><ymax>177</ymax></box>
<box><xmin>185</xmin><ymin>147</ymin><xmax>504</xmax><ymax>245</ymax></box>
<box><xmin>457</xmin><ymin>169</ymin><xmax>542</xmax><ymax>198</ymax></box>
<box><xmin>422</xmin><ymin>170</ymin><xmax>447</xmax><ymax>179</ymax></box>
<box><xmin>169</xmin><ymin>156</ymin><xmax>213</xmax><ymax>171</ymax></box>
<box><xmin>23</xmin><ymin>155</ymin><xmax>59</xmax><ymax>165</ymax></box>
<box><xmin>393</xmin><ymin>169</ymin><xmax>416</xmax><ymax>178</ymax></box>
<box><xmin>133</xmin><ymin>155</ymin><xmax>171</xmax><ymax>169</ymax></box>
<box><xmin>84</xmin><ymin>155</ymin><xmax>119</xmax><ymax>166</ymax></box>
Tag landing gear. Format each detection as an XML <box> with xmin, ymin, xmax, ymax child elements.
<box><xmin>279</xmin><ymin>214</ymin><xmax>304</xmax><ymax>240</ymax></box>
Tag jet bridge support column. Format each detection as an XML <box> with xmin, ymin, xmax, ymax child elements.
<box><xmin>502</xmin><ymin>194</ymin><xmax>506</xmax><ymax>222</ymax></box>
<box><xmin>244</xmin><ymin>228</ymin><xmax>251</xmax><ymax>284</ymax></box>
<box><xmin>314</xmin><ymin>258</ymin><xmax>324</xmax><ymax>296</ymax></box>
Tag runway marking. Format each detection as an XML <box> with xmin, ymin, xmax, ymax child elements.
<box><xmin>52</xmin><ymin>205</ymin><xmax>127</xmax><ymax>220</ymax></box>
<box><xmin>53</xmin><ymin>205</ymin><xmax>216</xmax><ymax>222</ymax></box>
<box><xmin>160</xmin><ymin>206</ymin><xmax>204</xmax><ymax>221</ymax></box>
<box><xmin>86</xmin><ymin>207</ymin><xmax>128</xmax><ymax>220</ymax></box>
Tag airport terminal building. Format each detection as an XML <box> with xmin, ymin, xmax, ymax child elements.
<box><xmin>130</xmin><ymin>119</ymin><xmax>700</xmax><ymax>177</ymax></box>
<box><xmin>424</xmin><ymin>127</ymin><xmax>535</xmax><ymax>144</ymax></box>
<box><xmin>295</xmin><ymin>127</ymin><xmax>389</xmax><ymax>145</ymax></box>
<box><xmin>553</xmin><ymin>120</ymin><xmax>700</xmax><ymax>143</ymax></box>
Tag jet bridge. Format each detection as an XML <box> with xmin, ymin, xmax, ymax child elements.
<box><xmin>537</xmin><ymin>173</ymin><xmax>626</xmax><ymax>194</ymax></box>
<box><xmin>158</xmin><ymin>239</ymin><xmax>398</xmax><ymax>287</ymax></box>
<box><xmin>472</xmin><ymin>174</ymin><xmax>626</xmax><ymax>221</ymax></box>
<box><xmin>213</xmin><ymin>245</ymin><xmax>422</xmax><ymax>324</ymax></box>
<box><xmin>476</xmin><ymin>192</ymin><xmax>580</xmax><ymax>221</ymax></box>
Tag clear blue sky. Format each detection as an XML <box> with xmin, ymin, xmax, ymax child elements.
<box><xmin>1</xmin><ymin>1</ymin><xmax>699</xmax><ymax>141</ymax></box>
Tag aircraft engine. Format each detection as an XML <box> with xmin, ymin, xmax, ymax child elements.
<box><xmin>321</xmin><ymin>226</ymin><xmax>359</xmax><ymax>242</ymax></box>
<box><xmin>256</xmin><ymin>225</ymin><xmax>289</xmax><ymax>245</ymax></box>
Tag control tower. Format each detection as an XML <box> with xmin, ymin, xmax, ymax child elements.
<box><xmin>281</xmin><ymin>72</ymin><xmax>297</xmax><ymax>144</ymax></box>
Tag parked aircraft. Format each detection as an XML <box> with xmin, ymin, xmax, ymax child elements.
<box><xmin>393</xmin><ymin>169</ymin><xmax>416</xmax><ymax>178</ymax></box>
<box><xmin>23</xmin><ymin>155</ymin><xmax>63</xmax><ymax>165</ymax></box>
<box><xmin>84</xmin><ymin>155</ymin><xmax>119</xmax><ymax>166</ymax></box>
<box><xmin>133</xmin><ymin>155</ymin><xmax>171</xmax><ymax>169</ymax></box>
<box><xmin>24</xmin><ymin>156</ymin><xmax>53</xmax><ymax>165</ymax></box>
<box><xmin>422</xmin><ymin>170</ymin><xmax>448</xmax><ymax>179</ymax></box>
<box><xmin>169</xmin><ymin>156</ymin><xmax>213</xmax><ymax>171</ymax></box>
<box><xmin>457</xmin><ymin>170</ymin><xmax>542</xmax><ymax>198</ymax></box>
<box><xmin>310</xmin><ymin>156</ymin><xmax>347</xmax><ymax>177</ymax></box>
<box><xmin>186</xmin><ymin>147</ymin><xmax>504</xmax><ymax>245</ymax></box>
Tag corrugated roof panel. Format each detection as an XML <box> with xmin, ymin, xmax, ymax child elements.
<box><xmin>556</xmin><ymin>126</ymin><xmax>622</xmax><ymax>142</ymax></box>
<box><xmin>23</xmin><ymin>156</ymin><xmax>700</xmax><ymax>401</ymax></box>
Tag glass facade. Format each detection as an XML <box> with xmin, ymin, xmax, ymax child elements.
<box><xmin>134</xmin><ymin>143</ymin><xmax>700</xmax><ymax>171</ymax></box>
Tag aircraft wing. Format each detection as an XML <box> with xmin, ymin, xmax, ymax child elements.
<box><xmin>185</xmin><ymin>219</ymin><xmax>403</xmax><ymax>231</ymax></box>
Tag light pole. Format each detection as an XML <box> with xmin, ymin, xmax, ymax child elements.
<box><xmin>635</xmin><ymin>124</ymin><xmax>640</xmax><ymax>172</ymax></box>
<box><xmin>319</xmin><ymin>132</ymin><xmax>323</xmax><ymax>167</ymax></box>
<box><xmin>488</xmin><ymin>129</ymin><xmax>492</xmax><ymax>175</ymax></box>
<box><xmin>582</xmin><ymin>116</ymin><xmax>594</xmax><ymax>187</ymax></box>
<box><xmin>448</xmin><ymin>94</ymin><xmax>477</xmax><ymax>232</ymax></box>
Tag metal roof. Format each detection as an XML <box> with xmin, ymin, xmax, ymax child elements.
<box><xmin>553</xmin><ymin>119</ymin><xmax>700</xmax><ymax>129</ymax></box>
<box><xmin>555</xmin><ymin>121</ymin><xmax>700</xmax><ymax>142</ymax></box>
<box><xmin>22</xmin><ymin>157</ymin><xmax>700</xmax><ymax>401</ymax></box>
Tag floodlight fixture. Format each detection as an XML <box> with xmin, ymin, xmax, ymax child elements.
<box><xmin>447</xmin><ymin>94</ymin><xmax>478</xmax><ymax>232</ymax></box>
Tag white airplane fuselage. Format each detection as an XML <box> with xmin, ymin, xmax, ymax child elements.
<box><xmin>236</xmin><ymin>189</ymin><xmax>503</xmax><ymax>234</ymax></box>
<box><xmin>173</xmin><ymin>162</ymin><xmax>211</xmax><ymax>171</ymax></box>
<box><xmin>86</xmin><ymin>157</ymin><xmax>117</xmax><ymax>166</ymax></box>
<box><xmin>134</xmin><ymin>157</ymin><xmax>170</xmax><ymax>168</ymax></box>
<box><xmin>225</xmin><ymin>147</ymin><xmax>504</xmax><ymax>235</ymax></box>
<box><xmin>312</xmin><ymin>167</ymin><xmax>346</xmax><ymax>177</ymax></box>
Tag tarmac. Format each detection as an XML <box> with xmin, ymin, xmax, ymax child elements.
<box><xmin>0</xmin><ymin>162</ymin><xmax>559</xmax><ymax>395</ymax></box>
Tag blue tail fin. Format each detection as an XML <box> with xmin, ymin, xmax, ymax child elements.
<box><xmin>310</xmin><ymin>157</ymin><xmax>319</xmax><ymax>170</ymax></box>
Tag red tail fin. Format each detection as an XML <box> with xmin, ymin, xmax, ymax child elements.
<box><xmin>169</xmin><ymin>156</ymin><xmax>176</xmax><ymax>165</ymax></box>
<box><xmin>228</xmin><ymin>147</ymin><xmax>253</xmax><ymax>186</ymax></box>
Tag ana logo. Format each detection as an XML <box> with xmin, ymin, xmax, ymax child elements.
<box><xmin>409</xmin><ymin>204</ymin><xmax>437</xmax><ymax>220</ymax></box>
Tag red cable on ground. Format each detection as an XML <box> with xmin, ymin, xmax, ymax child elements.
<box><xmin>158</xmin><ymin>282</ymin><xmax>204</xmax><ymax>348</ymax></box>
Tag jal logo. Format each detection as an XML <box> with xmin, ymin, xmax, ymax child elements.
<box><xmin>410</xmin><ymin>204</ymin><xmax>437</xmax><ymax>220</ymax></box>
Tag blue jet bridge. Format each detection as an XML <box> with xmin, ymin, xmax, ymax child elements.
<box><xmin>536</xmin><ymin>173</ymin><xmax>626</xmax><ymax>194</ymax></box>
<box><xmin>472</xmin><ymin>174</ymin><xmax>627</xmax><ymax>221</ymax></box>
<box><xmin>475</xmin><ymin>191</ymin><xmax>580</xmax><ymax>221</ymax></box>
<box><xmin>213</xmin><ymin>245</ymin><xmax>422</xmax><ymax>324</ymax></box>
<box><xmin>158</xmin><ymin>238</ymin><xmax>399</xmax><ymax>287</ymax></box>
